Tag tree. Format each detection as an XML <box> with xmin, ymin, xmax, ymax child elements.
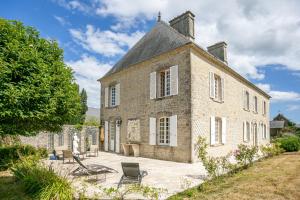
<box><xmin>0</xmin><ymin>18</ymin><xmax>81</xmax><ymax>136</ymax></box>
<box><xmin>80</xmin><ymin>88</ymin><xmax>88</xmax><ymax>123</ymax></box>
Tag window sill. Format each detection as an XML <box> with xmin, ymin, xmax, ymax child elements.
<box><xmin>155</xmin><ymin>95</ymin><xmax>176</xmax><ymax>100</ymax></box>
<box><xmin>210</xmin><ymin>143</ymin><xmax>224</xmax><ymax>147</ymax></box>
<box><xmin>106</xmin><ymin>105</ymin><xmax>119</xmax><ymax>109</ymax></box>
<box><xmin>210</xmin><ymin>97</ymin><xmax>224</xmax><ymax>104</ymax></box>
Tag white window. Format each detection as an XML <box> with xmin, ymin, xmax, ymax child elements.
<box><xmin>214</xmin><ymin>74</ymin><xmax>222</xmax><ymax>101</ymax></box>
<box><xmin>58</xmin><ymin>133</ymin><xmax>64</xmax><ymax>146</ymax></box>
<box><xmin>245</xmin><ymin>91</ymin><xmax>250</xmax><ymax>110</ymax></box>
<box><xmin>110</xmin><ymin>85</ymin><xmax>116</xmax><ymax>106</ymax></box>
<box><xmin>263</xmin><ymin>101</ymin><xmax>266</xmax><ymax>115</ymax></box>
<box><xmin>215</xmin><ymin>117</ymin><xmax>222</xmax><ymax>144</ymax></box>
<box><xmin>159</xmin><ymin>117</ymin><xmax>170</xmax><ymax>145</ymax></box>
<box><xmin>160</xmin><ymin>69</ymin><xmax>171</xmax><ymax>97</ymax></box>
<box><xmin>246</xmin><ymin>122</ymin><xmax>250</xmax><ymax>142</ymax></box>
<box><xmin>263</xmin><ymin>124</ymin><xmax>267</xmax><ymax>139</ymax></box>
<box><xmin>254</xmin><ymin>96</ymin><xmax>258</xmax><ymax>113</ymax></box>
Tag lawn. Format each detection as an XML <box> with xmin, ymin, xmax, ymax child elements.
<box><xmin>0</xmin><ymin>170</ymin><xmax>32</xmax><ymax>200</ymax></box>
<box><xmin>169</xmin><ymin>152</ymin><xmax>300</xmax><ymax>200</ymax></box>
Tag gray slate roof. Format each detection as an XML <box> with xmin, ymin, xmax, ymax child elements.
<box><xmin>102</xmin><ymin>21</ymin><xmax>191</xmax><ymax>78</ymax></box>
<box><xmin>270</xmin><ymin>120</ymin><xmax>285</xmax><ymax>129</ymax></box>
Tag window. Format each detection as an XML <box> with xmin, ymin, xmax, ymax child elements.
<box><xmin>254</xmin><ymin>96</ymin><xmax>258</xmax><ymax>113</ymax></box>
<box><xmin>110</xmin><ymin>121</ymin><xmax>115</xmax><ymax>141</ymax></box>
<box><xmin>245</xmin><ymin>91</ymin><xmax>250</xmax><ymax>110</ymax></box>
<box><xmin>263</xmin><ymin>101</ymin><xmax>266</xmax><ymax>115</ymax></box>
<box><xmin>263</xmin><ymin>124</ymin><xmax>267</xmax><ymax>139</ymax></box>
<box><xmin>160</xmin><ymin>69</ymin><xmax>170</xmax><ymax>97</ymax></box>
<box><xmin>110</xmin><ymin>85</ymin><xmax>116</xmax><ymax>106</ymax></box>
<box><xmin>159</xmin><ymin>117</ymin><xmax>170</xmax><ymax>145</ymax></box>
<box><xmin>48</xmin><ymin>134</ymin><xmax>54</xmax><ymax>149</ymax></box>
<box><xmin>92</xmin><ymin>132</ymin><xmax>97</xmax><ymax>145</ymax></box>
<box><xmin>215</xmin><ymin>117</ymin><xmax>222</xmax><ymax>144</ymax></box>
<box><xmin>214</xmin><ymin>74</ymin><xmax>222</xmax><ymax>101</ymax></box>
<box><xmin>244</xmin><ymin>122</ymin><xmax>250</xmax><ymax>142</ymax></box>
<box><xmin>58</xmin><ymin>133</ymin><xmax>64</xmax><ymax>146</ymax></box>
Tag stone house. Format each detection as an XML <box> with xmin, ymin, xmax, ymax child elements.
<box><xmin>98</xmin><ymin>11</ymin><xmax>271</xmax><ymax>163</ymax></box>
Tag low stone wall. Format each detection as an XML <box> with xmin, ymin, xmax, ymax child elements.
<box><xmin>20</xmin><ymin>125</ymin><xmax>99</xmax><ymax>153</ymax></box>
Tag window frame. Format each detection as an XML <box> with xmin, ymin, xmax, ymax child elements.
<box><xmin>214</xmin><ymin>74</ymin><xmax>222</xmax><ymax>101</ymax></box>
<box><xmin>215</xmin><ymin>117</ymin><xmax>222</xmax><ymax>144</ymax></box>
<box><xmin>58</xmin><ymin>133</ymin><xmax>64</xmax><ymax>146</ymax></box>
<box><xmin>246</xmin><ymin>122</ymin><xmax>250</xmax><ymax>142</ymax></box>
<box><xmin>159</xmin><ymin>68</ymin><xmax>171</xmax><ymax>98</ymax></box>
<box><xmin>158</xmin><ymin>117</ymin><xmax>170</xmax><ymax>145</ymax></box>
<box><xmin>254</xmin><ymin>96</ymin><xmax>258</xmax><ymax>113</ymax></box>
<box><xmin>110</xmin><ymin>85</ymin><xmax>116</xmax><ymax>107</ymax></box>
<box><xmin>263</xmin><ymin>101</ymin><xmax>266</xmax><ymax>115</ymax></box>
<box><xmin>245</xmin><ymin>91</ymin><xmax>250</xmax><ymax>111</ymax></box>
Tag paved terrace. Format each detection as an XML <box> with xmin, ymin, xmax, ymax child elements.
<box><xmin>47</xmin><ymin>152</ymin><xmax>207</xmax><ymax>199</ymax></box>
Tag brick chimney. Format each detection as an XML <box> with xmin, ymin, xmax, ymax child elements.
<box><xmin>207</xmin><ymin>42</ymin><xmax>228</xmax><ymax>63</ymax></box>
<box><xmin>169</xmin><ymin>11</ymin><xmax>195</xmax><ymax>41</ymax></box>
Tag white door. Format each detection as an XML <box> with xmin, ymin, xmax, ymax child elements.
<box><xmin>110</xmin><ymin>122</ymin><xmax>115</xmax><ymax>151</ymax></box>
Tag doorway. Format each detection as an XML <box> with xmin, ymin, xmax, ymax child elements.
<box><xmin>110</xmin><ymin>121</ymin><xmax>115</xmax><ymax>151</ymax></box>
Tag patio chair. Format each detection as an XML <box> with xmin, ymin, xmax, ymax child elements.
<box><xmin>87</xmin><ymin>147</ymin><xmax>99</xmax><ymax>157</ymax></box>
<box><xmin>62</xmin><ymin>150</ymin><xmax>74</xmax><ymax>164</ymax></box>
<box><xmin>118</xmin><ymin>162</ymin><xmax>148</xmax><ymax>188</ymax></box>
<box><xmin>72</xmin><ymin>155</ymin><xmax>118</xmax><ymax>181</ymax></box>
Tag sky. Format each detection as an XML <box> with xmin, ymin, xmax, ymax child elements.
<box><xmin>1</xmin><ymin>0</ymin><xmax>300</xmax><ymax>123</ymax></box>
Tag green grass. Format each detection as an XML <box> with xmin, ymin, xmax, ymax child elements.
<box><xmin>0</xmin><ymin>170</ymin><xmax>32</xmax><ymax>200</ymax></box>
<box><xmin>169</xmin><ymin>152</ymin><xmax>300</xmax><ymax>200</ymax></box>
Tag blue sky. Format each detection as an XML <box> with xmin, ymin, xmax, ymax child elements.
<box><xmin>1</xmin><ymin>0</ymin><xmax>300</xmax><ymax>123</ymax></box>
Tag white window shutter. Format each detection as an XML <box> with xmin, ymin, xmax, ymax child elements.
<box><xmin>115</xmin><ymin>83</ymin><xmax>120</xmax><ymax>106</ymax></box>
<box><xmin>210</xmin><ymin>116</ymin><xmax>216</xmax><ymax>145</ymax></box>
<box><xmin>209</xmin><ymin>72</ymin><xmax>215</xmax><ymax>98</ymax></box>
<box><xmin>221</xmin><ymin>77</ymin><xmax>224</xmax><ymax>102</ymax></box>
<box><xmin>115</xmin><ymin>124</ymin><xmax>120</xmax><ymax>153</ymax></box>
<box><xmin>105</xmin><ymin>87</ymin><xmax>109</xmax><ymax>107</ymax></box>
<box><xmin>104</xmin><ymin>121</ymin><xmax>109</xmax><ymax>151</ymax></box>
<box><xmin>170</xmin><ymin>115</ymin><xmax>178</xmax><ymax>147</ymax></box>
<box><xmin>221</xmin><ymin>117</ymin><xmax>226</xmax><ymax>144</ymax></box>
<box><xmin>170</xmin><ymin>65</ymin><xmax>178</xmax><ymax>95</ymax></box>
<box><xmin>243</xmin><ymin>121</ymin><xmax>247</xmax><ymax>142</ymax></box>
<box><xmin>149</xmin><ymin>117</ymin><xmax>156</xmax><ymax>145</ymax></box>
<box><xmin>150</xmin><ymin>72</ymin><xmax>157</xmax><ymax>99</ymax></box>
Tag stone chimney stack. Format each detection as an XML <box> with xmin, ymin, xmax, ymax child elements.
<box><xmin>207</xmin><ymin>42</ymin><xmax>228</xmax><ymax>63</ymax></box>
<box><xmin>169</xmin><ymin>11</ymin><xmax>195</xmax><ymax>41</ymax></box>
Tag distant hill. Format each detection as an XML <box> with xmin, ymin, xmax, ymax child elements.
<box><xmin>86</xmin><ymin>107</ymin><xmax>100</xmax><ymax>121</ymax></box>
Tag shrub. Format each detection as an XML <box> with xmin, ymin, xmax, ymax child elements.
<box><xmin>233</xmin><ymin>144</ymin><xmax>258</xmax><ymax>168</ymax></box>
<box><xmin>11</xmin><ymin>156</ymin><xmax>73</xmax><ymax>200</ymax></box>
<box><xmin>277</xmin><ymin>136</ymin><xmax>300</xmax><ymax>152</ymax></box>
<box><xmin>260</xmin><ymin>143</ymin><xmax>284</xmax><ymax>158</ymax></box>
<box><xmin>0</xmin><ymin>144</ymin><xmax>48</xmax><ymax>170</ymax></box>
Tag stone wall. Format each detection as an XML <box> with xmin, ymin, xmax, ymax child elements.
<box><xmin>20</xmin><ymin>125</ymin><xmax>99</xmax><ymax>153</ymax></box>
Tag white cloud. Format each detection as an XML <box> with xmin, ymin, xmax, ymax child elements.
<box><xmin>69</xmin><ymin>25</ymin><xmax>144</xmax><ymax>56</ymax></box>
<box><xmin>95</xmin><ymin>0</ymin><xmax>300</xmax><ymax>79</ymax></box>
<box><xmin>53</xmin><ymin>0</ymin><xmax>91</xmax><ymax>13</ymax></box>
<box><xmin>54</xmin><ymin>15</ymin><xmax>70</xmax><ymax>26</ymax></box>
<box><xmin>256</xmin><ymin>83</ymin><xmax>300</xmax><ymax>102</ymax></box>
<box><xmin>66</xmin><ymin>55</ymin><xmax>112</xmax><ymax>107</ymax></box>
<box><xmin>286</xmin><ymin>105</ymin><xmax>300</xmax><ymax>111</ymax></box>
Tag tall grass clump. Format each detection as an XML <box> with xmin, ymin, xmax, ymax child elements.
<box><xmin>11</xmin><ymin>156</ymin><xmax>73</xmax><ymax>200</ymax></box>
<box><xmin>0</xmin><ymin>144</ymin><xmax>48</xmax><ymax>170</ymax></box>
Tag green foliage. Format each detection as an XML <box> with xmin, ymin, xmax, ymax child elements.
<box><xmin>234</xmin><ymin>144</ymin><xmax>258</xmax><ymax>167</ymax></box>
<box><xmin>0</xmin><ymin>18</ymin><xmax>81</xmax><ymax>136</ymax></box>
<box><xmin>260</xmin><ymin>143</ymin><xmax>285</xmax><ymax>158</ymax></box>
<box><xmin>11</xmin><ymin>156</ymin><xmax>73</xmax><ymax>199</ymax></box>
<box><xmin>276</xmin><ymin>136</ymin><xmax>300</xmax><ymax>152</ymax></box>
<box><xmin>0</xmin><ymin>144</ymin><xmax>47</xmax><ymax>170</ymax></box>
<box><xmin>80</xmin><ymin>88</ymin><xmax>88</xmax><ymax>123</ymax></box>
<box><xmin>84</xmin><ymin>116</ymin><xmax>100</xmax><ymax>127</ymax></box>
<box><xmin>103</xmin><ymin>184</ymin><xmax>167</xmax><ymax>200</ymax></box>
<box><xmin>195</xmin><ymin>136</ymin><xmax>236</xmax><ymax>178</ymax></box>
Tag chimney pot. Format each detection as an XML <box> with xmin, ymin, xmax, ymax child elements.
<box><xmin>169</xmin><ymin>11</ymin><xmax>195</xmax><ymax>40</ymax></box>
<box><xmin>207</xmin><ymin>42</ymin><xmax>228</xmax><ymax>63</ymax></box>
